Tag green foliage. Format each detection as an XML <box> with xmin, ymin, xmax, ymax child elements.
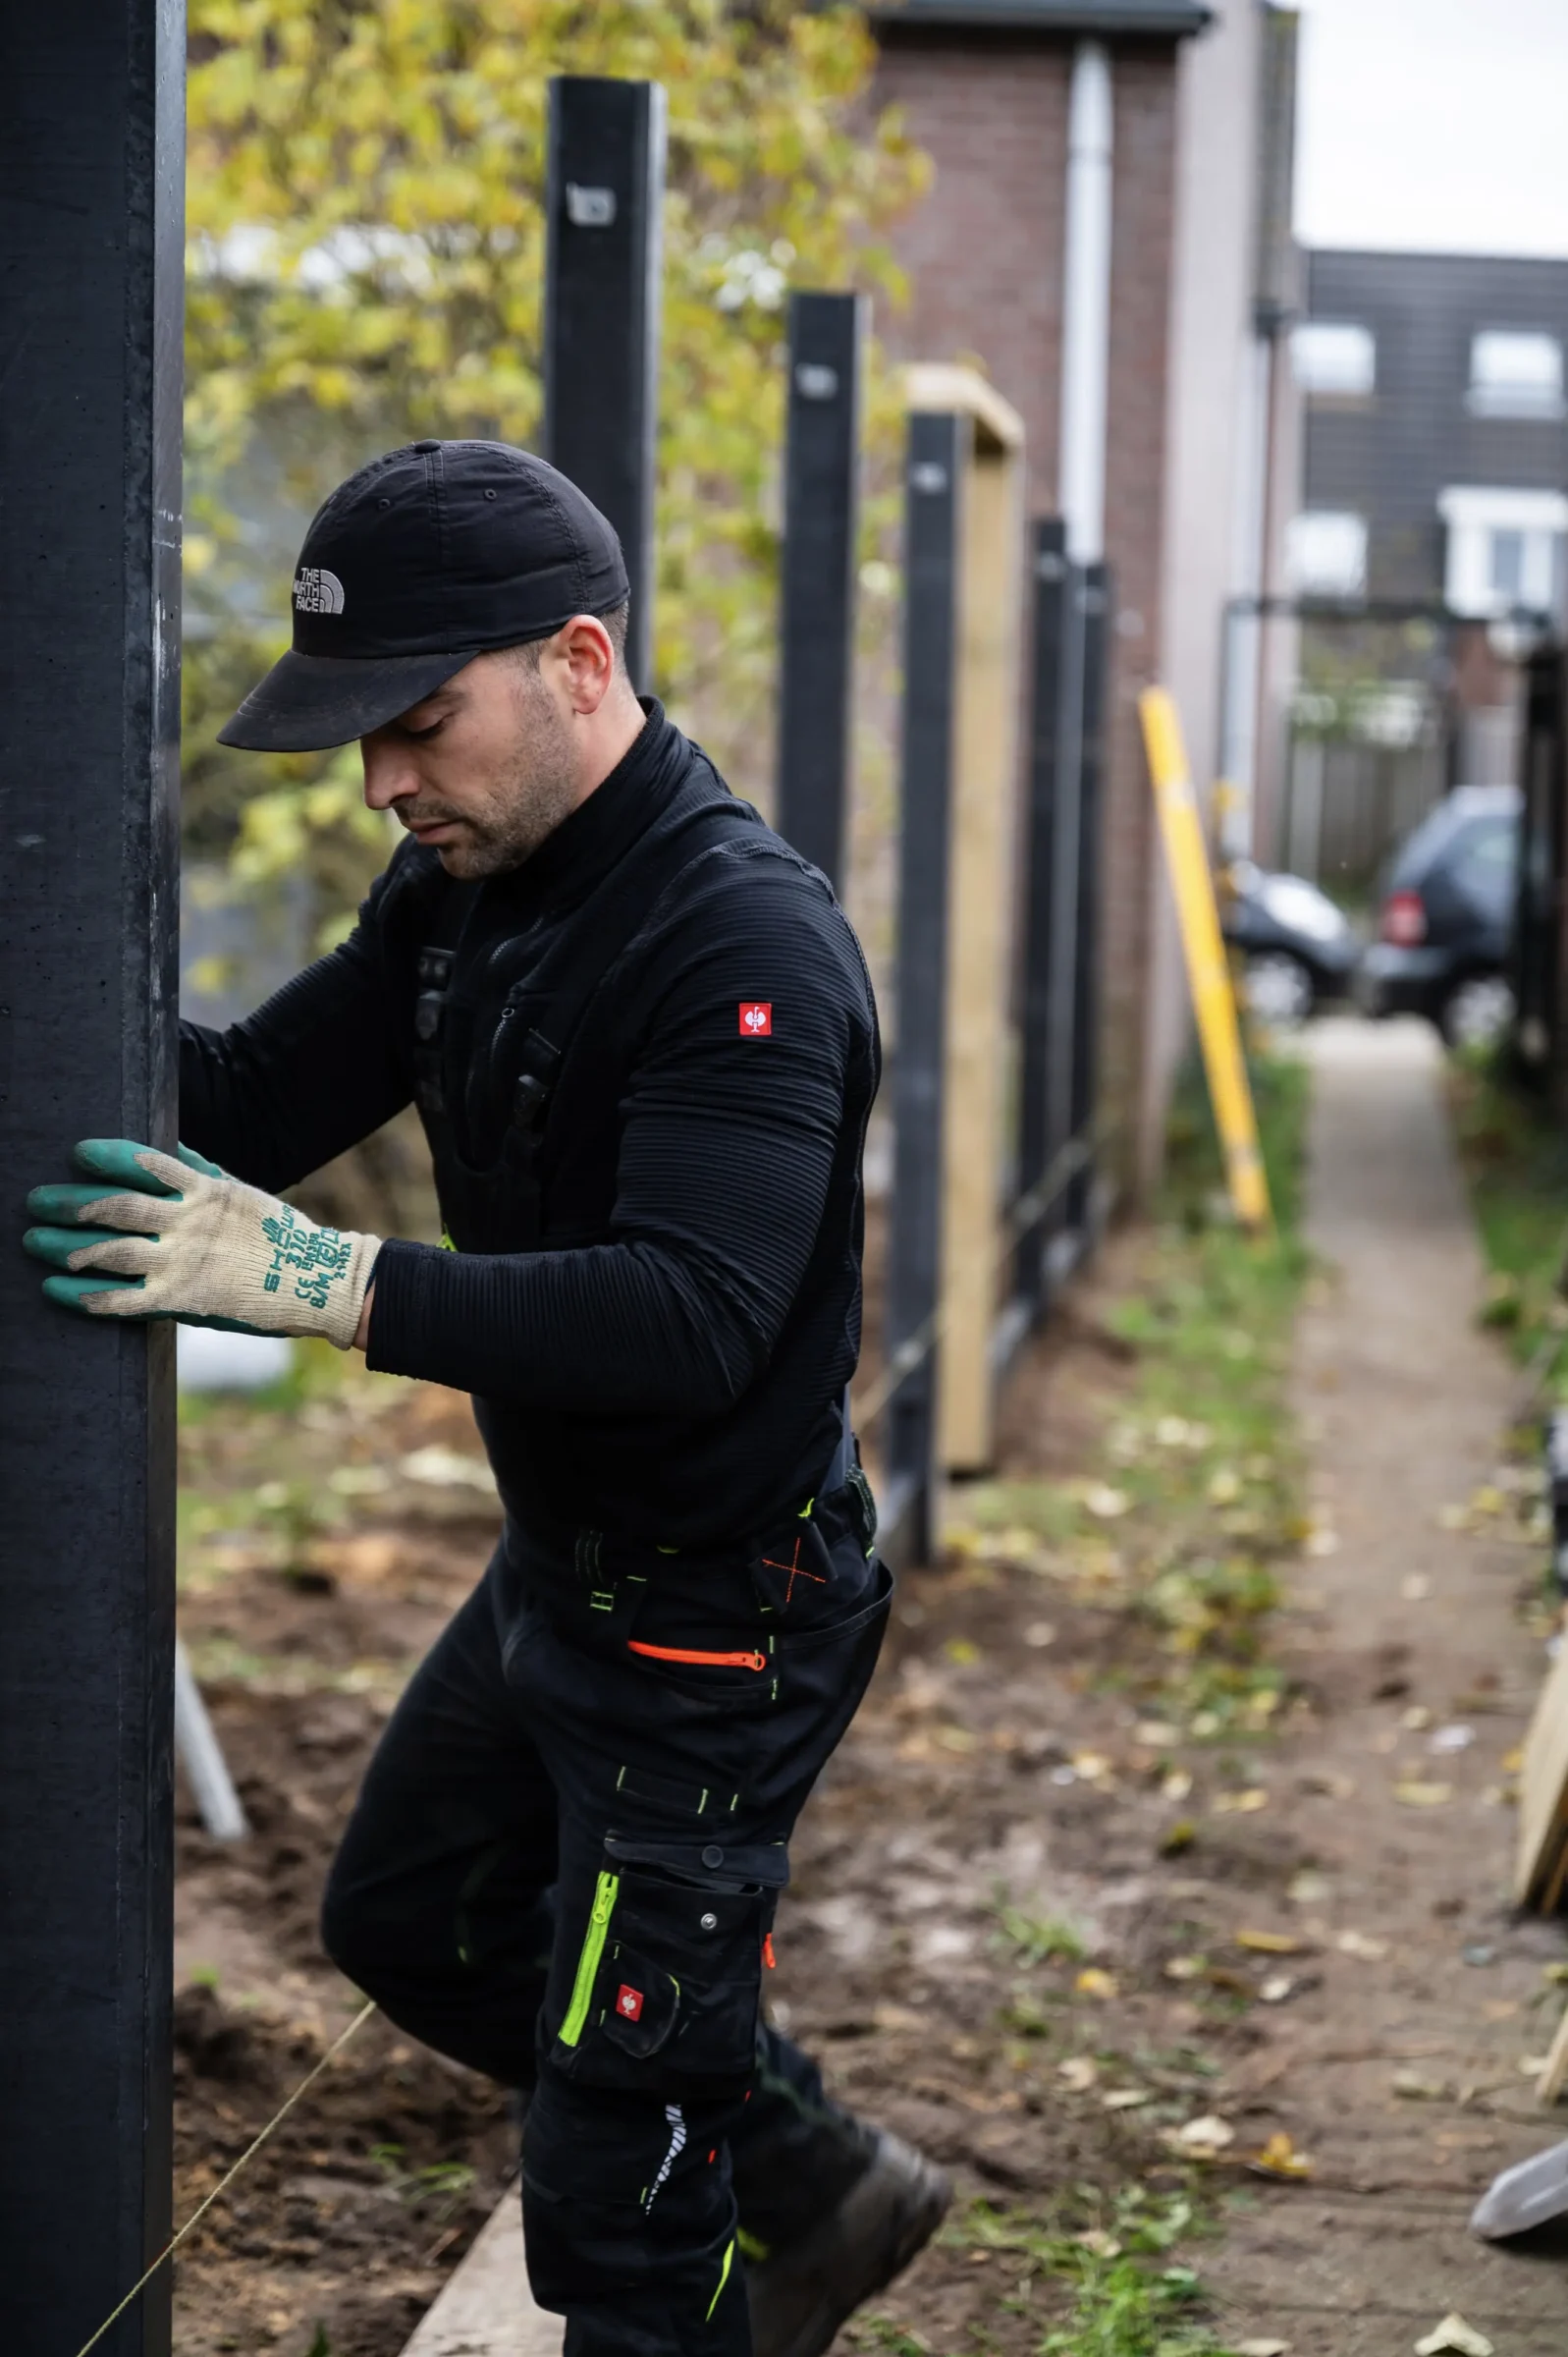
<box><xmin>370</xmin><ymin>2141</ymin><xmax>479</xmax><ymax>2221</ymax></box>
<box><xmin>1448</xmin><ymin>1053</ymin><xmax>1568</xmax><ymax>1379</ymax></box>
<box><xmin>989</xmin><ymin>1886</ymin><xmax>1086</xmax><ymax>1968</ymax></box>
<box><xmin>185</xmin><ymin>0</ymin><xmax>927</xmax><ymax>923</ymax></box>
<box><xmin>952</xmin><ymin>2190</ymin><xmax>1240</xmax><ymax>2357</ymax></box>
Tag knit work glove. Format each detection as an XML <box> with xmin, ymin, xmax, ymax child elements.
<box><xmin>24</xmin><ymin>1140</ymin><xmax>381</xmax><ymax>1349</ymax></box>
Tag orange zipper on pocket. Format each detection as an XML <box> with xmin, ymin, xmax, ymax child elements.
<box><xmin>627</xmin><ymin>1640</ymin><xmax>769</xmax><ymax>1672</ymax></box>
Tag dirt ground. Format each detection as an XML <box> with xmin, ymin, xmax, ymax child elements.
<box><xmin>169</xmin><ymin>1017</ymin><xmax>1568</xmax><ymax>2357</ymax></box>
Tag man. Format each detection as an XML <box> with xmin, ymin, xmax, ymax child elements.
<box><xmin>23</xmin><ymin>440</ymin><xmax>947</xmax><ymax>2356</ymax></box>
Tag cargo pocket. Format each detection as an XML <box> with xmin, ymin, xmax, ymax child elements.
<box><xmin>553</xmin><ymin>1837</ymin><xmax>788</xmax><ymax>2095</ymax></box>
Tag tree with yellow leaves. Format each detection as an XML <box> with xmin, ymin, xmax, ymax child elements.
<box><xmin>184</xmin><ymin>0</ymin><xmax>926</xmax><ymax>927</ymax></box>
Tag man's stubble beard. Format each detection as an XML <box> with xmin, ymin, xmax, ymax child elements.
<box><xmin>434</xmin><ymin>675</ymin><xmax>580</xmax><ymax>880</ymax></box>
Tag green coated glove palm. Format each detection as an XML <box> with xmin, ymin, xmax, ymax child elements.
<box><xmin>25</xmin><ymin>1140</ymin><xmax>381</xmax><ymax>1350</ymax></box>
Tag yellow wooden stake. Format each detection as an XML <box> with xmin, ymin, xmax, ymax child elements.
<box><xmin>1138</xmin><ymin>686</ymin><xmax>1271</xmax><ymax>1232</ymax></box>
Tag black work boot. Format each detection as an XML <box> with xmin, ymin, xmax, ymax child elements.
<box><xmin>744</xmin><ymin>2128</ymin><xmax>951</xmax><ymax>2357</ymax></box>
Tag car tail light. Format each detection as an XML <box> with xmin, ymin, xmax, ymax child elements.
<box><xmin>1381</xmin><ymin>889</ymin><xmax>1427</xmax><ymax>947</ymax></box>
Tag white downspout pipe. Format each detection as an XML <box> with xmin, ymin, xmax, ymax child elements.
<box><xmin>1059</xmin><ymin>41</ymin><xmax>1114</xmax><ymax>564</ymax></box>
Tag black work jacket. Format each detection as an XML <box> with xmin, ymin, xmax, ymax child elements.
<box><xmin>180</xmin><ymin>704</ymin><xmax>881</xmax><ymax>1549</ymax></box>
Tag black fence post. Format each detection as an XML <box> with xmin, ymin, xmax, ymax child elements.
<box><xmin>1016</xmin><ymin>521</ymin><xmax>1069</xmax><ymax>1316</ymax></box>
<box><xmin>776</xmin><ymin>291</ymin><xmax>865</xmax><ymax>892</ymax></box>
<box><xmin>882</xmin><ymin>412</ymin><xmax>963</xmax><ymax>1567</ymax></box>
<box><xmin>1066</xmin><ymin>560</ymin><xmax>1112</xmax><ymax>1237</ymax></box>
<box><xmin>543</xmin><ymin>77</ymin><xmax>666</xmax><ymax>691</ymax></box>
<box><xmin>0</xmin><ymin>3</ymin><xmax>183</xmax><ymax>2348</ymax></box>
<box><xmin>1513</xmin><ymin>640</ymin><xmax>1568</xmax><ymax>1092</ymax></box>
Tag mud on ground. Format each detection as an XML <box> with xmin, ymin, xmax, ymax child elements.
<box><xmin>171</xmin><ymin>1050</ymin><xmax>1568</xmax><ymax>2357</ymax></box>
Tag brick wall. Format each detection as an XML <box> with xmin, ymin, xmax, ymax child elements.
<box><xmin>870</xmin><ymin>27</ymin><xmax>1184</xmax><ymax>1187</ymax></box>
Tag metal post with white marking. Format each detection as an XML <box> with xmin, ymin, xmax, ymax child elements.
<box><xmin>542</xmin><ymin>77</ymin><xmax>667</xmax><ymax>693</ymax></box>
<box><xmin>776</xmin><ymin>291</ymin><xmax>865</xmax><ymax>892</ymax></box>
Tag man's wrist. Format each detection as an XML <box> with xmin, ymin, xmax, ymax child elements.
<box><xmin>352</xmin><ymin>1282</ymin><xmax>375</xmax><ymax>1354</ymax></box>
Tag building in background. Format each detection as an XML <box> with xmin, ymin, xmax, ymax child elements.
<box><xmin>864</xmin><ymin>0</ymin><xmax>1302</xmax><ymax>1191</ymax></box>
<box><xmin>1285</xmin><ymin>249</ymin><xmax>1568</xmax><ymax>889</ymax></box>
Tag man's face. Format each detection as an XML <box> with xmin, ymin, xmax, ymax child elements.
<box><xmin>359</xmin><ymin>643</ymin><xmax>581</xmax><ymax>879</ymax></box>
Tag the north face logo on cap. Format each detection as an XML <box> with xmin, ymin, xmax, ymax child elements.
<box><xmin>294</xmin><ymin>567</ymin><xmax>346</xmax><ymax>616</ymax></box>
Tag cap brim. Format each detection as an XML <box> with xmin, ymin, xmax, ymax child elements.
<box><xmin>216</xmin><ymin>647</ymin><xmax>479</xmax><ymax>752</ymax></box>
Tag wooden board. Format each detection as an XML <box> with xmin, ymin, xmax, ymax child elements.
<box><xmin>1515</xmin><ymin>1639</ymin><xmax>1568</xmax><ymax>1908</ymax></box>
<box><xmin>903</xmin><ymin>364</ymin><xmax>1025</xmax><ymax>1475</ymax></box>
<box><xmin>401</xmin><ymin>2192</ymin><xmax>563</xmax><ymax>2357</ymax></box>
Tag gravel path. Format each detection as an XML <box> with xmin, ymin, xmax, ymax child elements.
<box><xmin>1206</xmin><ymin>1016</ymin><xmax>1568</xmax><ymax>2353</ymax></box>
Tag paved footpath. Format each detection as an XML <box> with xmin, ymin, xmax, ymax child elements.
<box><xmin>1207</xmin><ymin>1016</ymin><xmax>1568</xmax><ymax>2354</ymax></box>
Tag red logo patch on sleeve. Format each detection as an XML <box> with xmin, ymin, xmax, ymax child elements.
<box><xmin>616</xmin><ymin>1984</ymin><xmax>644</xmax><ymax>2021</ymax></box>
<box><xmin>739</xmin><ymin>1002</ymin><xmax>773</xmax><ymax>1037</ymax></box>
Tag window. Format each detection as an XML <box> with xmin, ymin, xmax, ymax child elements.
<box><xmin>1292</xmin><ymin>321</ymin><xmax>1376</xmax><ymax>398</ymax></box>
<box><xmin>1468</xmin><ymin>331</ymin><xmax>1564</xmax><ymax>419</ymax></box>
<box><xmin>1287</xmin><ymin>510</ymin><xmax>1368</xmax><ymax>599</ymax></box>
<box><xmin>1438</xmin><ymin>486</ymin><xmax>1568</xmax><ymax>617</ymax></box>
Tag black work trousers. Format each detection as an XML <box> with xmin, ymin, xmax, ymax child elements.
<box><xmin>321</xmin><ymin>1496</ymin><xmax>891</xmax><ymax>2357</ymax></box>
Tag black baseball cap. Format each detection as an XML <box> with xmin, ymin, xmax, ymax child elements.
<box><xmin>218</xmin><ymin>439</ymin><xmax>630</xmax><ymax>752</ymax></box>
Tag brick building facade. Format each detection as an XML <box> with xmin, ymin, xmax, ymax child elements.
<box><xmin>866</xmin><ymin>0</ymin><xmax>1299</xmax><ymax>1187</ymax></box>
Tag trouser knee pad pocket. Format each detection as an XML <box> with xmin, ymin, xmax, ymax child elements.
<box><xmin>553</xmin><ymin>1836</ymin><xmax>787</xmax><ymax>2095</ymax></box>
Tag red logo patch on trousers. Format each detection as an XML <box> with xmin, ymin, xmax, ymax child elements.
<box><xmin>739</xmin><ymin>1002</ymin><xmax>772</xmax><ymax>1037</ymax></box>
<box><xmin>616</xmin><ymin>1984</ymin><xmax>645</xmax><ymax>2021</ymax></box>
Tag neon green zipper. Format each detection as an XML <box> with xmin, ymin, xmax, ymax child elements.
<box><xmin>707</xmin><ymin>2236</ymin><xmax>736</xmax><ymax>2321</ymax></box>
<box><xmin>560</xmin><ymin>1871</ymin><xmax>619</xmax><ymax>2047</ymax></box>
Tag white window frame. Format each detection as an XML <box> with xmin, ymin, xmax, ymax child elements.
<box><xmin>1467</xmin><ymin>330</ymin><xmax>1565</xmax><ymax>420</ymax></box>
<box><xmin>1287</xmin><ymin>509</ymin><xmax>1369</xmax><ymax>599</ymax></box>
<box><xmin>1438</xmin><ymin>485</ymin><xmax>1568</xmax><ymax>618</ymax></box>
<box><xmin>1292</xmin><ymin>320</ymin><xmax>1377</xmax><ymax>398</ymax></box>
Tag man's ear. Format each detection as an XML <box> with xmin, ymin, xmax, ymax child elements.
<box><xmin>557</xmin><ymin>613</ymin><xmax>618</xmax><ymax>715</ymax></box>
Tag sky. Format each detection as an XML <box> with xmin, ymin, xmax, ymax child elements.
<box><xmin>1294</xmin><ymin>0</ymin><xmax>1568</xmax><ymax>258</ymax></box>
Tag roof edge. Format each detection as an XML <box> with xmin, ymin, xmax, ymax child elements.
<box><xmin>868</xmin><ymin>1</ymin><xmax>1212</xmax><ymax>37</ymax></box>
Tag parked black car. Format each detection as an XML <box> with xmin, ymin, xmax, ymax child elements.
<box><xmin>1221</xmin><ymin>860</ymin><xmax>1360</xmax><ymax>1027</ymax></box>
<box><xmin>1357</xmin><ymin>785</ymin><xmax>1521</xmax><ymax>1048</ymax></box>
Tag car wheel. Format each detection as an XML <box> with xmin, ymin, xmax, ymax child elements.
<box><xmin>1439</xmin><ymin>974</ymin><xmax>1515</xmax><ymax>1052</ymax></box>
<box><xmin>1244</xmin><ymin>951</ymin><xmax>1315</xmax><ymax>1030</ymax></box>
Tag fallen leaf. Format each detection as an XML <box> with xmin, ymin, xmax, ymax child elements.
<box><xmin>1394</xmin><ymin>1781</ymin><xmax>1454</xmax><ymax>1808</ymax></box>
<box><xmin>1414</xmin><ymin>2316</ymin><xmax>1493</xmax><ymax>2357</ymax></box>
<box><xmin>1259</xmin><ymin>1974</ymin><xmax>1296</xmax><ymax>2003</ymax></box>
<box><xmin>1336</xmin><ymin>1930</ymin><xmax>1389</xmax><ymax>1961</ymax></box>
<box><xmin>1209</xmin><ymin>1468</ymin><xmax>1241</xmax><ymax>1505</ymax></box>
<box><xmin>1071</xmin><ymin>1750</ymin><xmax>1113</xmax><ymax>1782</ymax></box>
<box><xmin>1058</xmin><ymin>2055</ymin><xmax>1099</xmax><ymax>2091</ymax></box>
<box><xmin>1073</xmin><ymin>2228</ymin><xmax>1122</xmax><ymax>2257</ymax></box>
<box><xmin>1304</xmin><ymin>1526</ymin><xmax>1340</xmax><ymax>1558</ymax></box>
<box><xmin>1436</xmin><ymin>1502</ymin><xmax>1468</xmax><ymax>1530</ymax></box>
<box><xmin>1135</xmin><ymin>1720</ymin><xmax>1182</xmax><ymax>1746</ymax></box>
<box><xmin>1391</xmin><ymin>2068</ymin><xmax>1449</xmax><ymax>2100</ymax></box>
<box><xmin>1082</xmin><ymin>1483</ymin><xmax>1131</xmax><ymax>1520</ymax></box>
<box><xmin>1235</xmin><ymin>2341</ymin><xmax>1291</xmax><ymax>2357</ymax></box>
<box><xmin>1101</xmin><ymin>2087</ymin><xmax>1151</xmax><ymax>2110</ymax></box>
<box><xmin>1248</xmin><ymin>2131</ymin><xmax>1314</xmax><ymax>2179</ymax></box>
<box><xmin>1162</xmin><ymin>1769</ymin><xmax>1194</xmax><ymax>1801</ymax></box>
<box><xmin>1401</xmin><ymin>1705</ymin><xmax>1433</xmax><ymax>1731</ymax></box>
<box><xmin>1287</xmin><ymin>1868</ymin><xmax>1333</xmax><ymax>1903</ymax></box>
<box><xmin>1430</xmin><ymin>1724</ymin><xmax>1475</xmax><ymax>1754</ymax></box>
<box><xmin>1502</xmin><ymin>1745</ymin><xmax>1526</xmax><ymax>1775</ymax></box>
<box><xmin>1213</xmin><ymin>1788</ymin><xmax>1270</xmax><ymax>1814</ymax></box>
<box><xmin>1167</xmin><ymin>2112</ymin><xmax>1235</xmax><ymax>2155</ymax></box>
<box><xmin>1401</xmin><ymin>1573</ymin><xmax>1432</xmax><ymax>1603</ymax></box>
<box><xmin>1160</xmin><ymin>1818</ymin><xmax>1198</xmax><ymax>1856</ymax></box>
<box><xmin>1163</xmin><ymin>1955</ymin><xmax>1205</xmax><ymax>1982</ymax></box>
<box><xmin>1235</xmin><ymin>1930</ymin><xmax>1304</xmax><ymax>1954</ymax></box>
<box><xmin>1023</xmin><ymin>1620</ymin><xmax>1056</xmax><ymax>1649</ymax></box>
<box><xmin>1075</xmin><ymin>1967</ymin><xmax>1118</xmax><ymax>2000</ymax></box>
